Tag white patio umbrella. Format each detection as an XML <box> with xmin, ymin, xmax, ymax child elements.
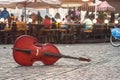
<box><xmin>0</xmin><ymin>0</ymin><xmax>61</xmax><ymax>9</ymax></box>
<box><xmin>0</xmin><ymin>0</ymin><xmax>28</xmax><ymax>8</ymax></box>
<box><xmin>0</xmin><ymin>0</ymin><xmax>61</xmax><ymax>21</ymax></box>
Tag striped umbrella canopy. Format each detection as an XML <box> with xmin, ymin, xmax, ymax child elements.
<box><xmin>60</xmin><ymin>0</ymin><xmax>93</xmax><ymax>4</ymax></box>
<box><xmin>60</xmin><ymin>0</ymin><xmax>93</xmax><ymax>8</ymax></box>
<box><xmin>78</xmin><ymin>3</ymin><xmax>95</xmax><ymax>12</ymax></box>
<box><xmin>60</xmin><ymin>0</ymin><xmax>101</xmax><ymax>12</ymax></box>
<box><xmin>97</xmin><ymin>1</ymin><xmax>115</xmax><ymax>12</ymax></box>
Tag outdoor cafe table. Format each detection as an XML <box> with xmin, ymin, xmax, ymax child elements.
<box><xmin>0</xmin><ymin>27</ymin><xmax>27</xmax><ymax>44</ymax></box>
<box><xmin>41</xmin><ymin>28</ymin><xmax>67</xmax><ymax>43</ymax></box>
<box><xmin>27</xmin><ymin>23</ymin><xmax>44</xmax><ymax>38</ymax></box>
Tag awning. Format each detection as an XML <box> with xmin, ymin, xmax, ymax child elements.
<box><xmin>60</xmin><ymin>0</ymin><xmax>93</xmax><ymax>4</ymax></box>
<box><xmin>78</xmin><ymin>4</ymin><xmax>95</xmax><ymax>12</ymax></box>
<box><xmin>97</xmin><ymin>1</ymin><xmax>115</xmax><ymax>12</ymax></box>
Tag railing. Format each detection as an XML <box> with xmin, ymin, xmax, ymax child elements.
<box><xmin>0</xmin><ymin>23</ymin><xmax>115</xmax><ymax>44</ymax></box>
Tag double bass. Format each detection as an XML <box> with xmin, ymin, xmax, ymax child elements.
<box><xmin>12</xmin><ymin>35</ymin><xmax>91</xmax><ymax>66</ymax></box>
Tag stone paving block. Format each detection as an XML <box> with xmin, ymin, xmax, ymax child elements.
<box><xmin>0</xmin><ymin>43</ymin><xmax>120</xmax><ymax>80</ymax></box>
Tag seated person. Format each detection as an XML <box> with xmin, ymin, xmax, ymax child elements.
<box><xmin>51</xmin><ymin>17</ymin><xmax>57</xmax><ymax>29</ymax></box>
<box><xmin>61</xmin><ymin>15</ymin><xmax>73</xmax><ymax>29</ymax></box>
<box><xmin>11</xmin><ymin>18</ymin><xmax>18</xmax><ymax>31</ymax></box>
<box><xmin>43</xmin><ymin>15</ymin><xmax>51</xmax><ymax>29</ymax></box>
<box><xmin>83</xmin><ymin>16</ymin><xmax>93</xmax><ymax>30</ymax></box>
<box><xmin>116</xmin><ymin>18</ymin><xmax>120</xmax><ymax>28</ymax></box>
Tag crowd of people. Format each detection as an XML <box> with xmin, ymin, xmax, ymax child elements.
<box><xmin>0</xmin><ymin>8</ymin><xmax>19</xmax><ymax>30</ymax></box>
<box><xmin>0</xmin><ymin>7</ymin><xmax>120</xmax><ymax>31</ymax></box>
<box><xmin>0</xmin><ymin>7</ymin><xmax>120</xmax><ymax>44</ymax></box>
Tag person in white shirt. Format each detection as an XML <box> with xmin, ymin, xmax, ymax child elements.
<box><xmin>83</xmin><ymin>16</ymin><xmax>93</xmax><ymax>30</ymax></box>
<box><xmin>61</xmin><ymin>15</ymin><xmax>73</xmax><ymax>29</ymax></box>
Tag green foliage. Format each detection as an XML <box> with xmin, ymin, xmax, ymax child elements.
<box><xmin>98</xmin><ymin>12</ymin><xmax>105</xmax><ymax>19</ymax></box>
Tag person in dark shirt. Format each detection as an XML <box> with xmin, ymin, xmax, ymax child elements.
<box><xmin>51</xmin><ymin>17</ymin><xmax>56</xmax><ymax>29</ymax></box>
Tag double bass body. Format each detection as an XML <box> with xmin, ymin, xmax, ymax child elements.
<box><xmin>13</xmin><ymin>35</ymin><xmax>91</xmax><ymax>66</ymax></box>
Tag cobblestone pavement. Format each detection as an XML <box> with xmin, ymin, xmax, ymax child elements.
<box><xmin>0</xmin><ymin>43</ymin><xmax>120</xmax><ymax>80</ymax></box>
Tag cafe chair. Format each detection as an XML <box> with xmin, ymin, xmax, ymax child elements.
<box><xmin>60</xmin><ymin>24</ymin><xmax>76</xmax><ymax>44</ymax></box>
<box><xmin>0</xmin><ymin>22</ymin><xmax>6</xmax><ymax>30</ymax></box>
<box><xmin>38</xmin><ymin>28</ymin><xmax>46</xmax><ymax>43</ymax></box>
<box><xmin>27</xmin><ymin>24</ymin><xmax>33</xmax><ymax>36</ymax></box>
<box><xmin>93</xmin><ymin>24</ymin><xmax>106</xmax><ymax>42</ymax></box>
<box><xmin>50</xmin><ymin>23</ymin><xmax>61</xmax><ymax>43</ymax></box>
<box><xmin>82</xmin><ymin>24</ymin><xmax>93</xmax><ymax>40</ymax></box>
<box><xmin>41</xmin><ymin>25</ymin><xmax>53</xmax><ymax>43</ymax></box>
<box><xmin>105</xmin><ymin>24</ymin><xmax>114</xmax><ymax>42</ymax></box>
<box><xmin>0</xmin><ymin>30</ymin><xmax>10</xmax><ymax>44</ymax></box>
<box><xmin>6</xmin><ymin>22</ymin><xmax>21</xmax><ymax>44</ymax></box>
<box><xmin>9</xmin><ymin>22</ymin><xmax>18</xmax><ymax>43</ymax></box>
